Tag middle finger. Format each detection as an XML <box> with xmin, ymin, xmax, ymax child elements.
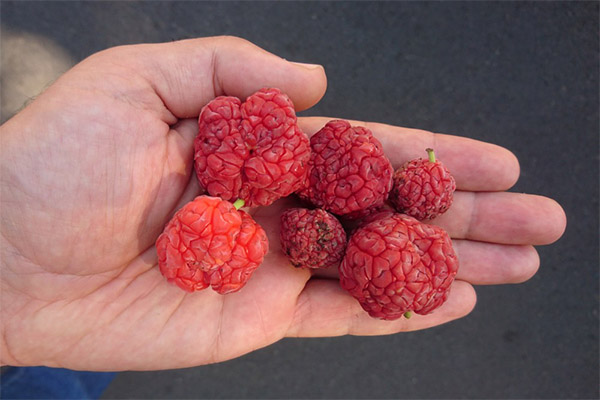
<box><xmin>432</xmin><ymin>191</ymin><xmax>566</xmax><ymax>245</ymax></box>
<box><xmin>310</xmin><ymin>240</ymin><xmax>539</xmax><ymax>286</ymax></box>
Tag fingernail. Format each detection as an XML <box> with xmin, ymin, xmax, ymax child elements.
<box><xmin>290</xmin><ymin>61</ymin><xmax>323</xmax><ymax>70</ymax></box>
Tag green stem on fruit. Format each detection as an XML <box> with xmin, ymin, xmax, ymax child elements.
<box><xmin>233</xmin><ymin>199</ymin><xmax>245</xmax><ymax>210</ymax></box>
<box><xmin>426</xmin><ymin>148</ymin><xmax>436</xmax><ymax>163</ymax></box>
<box><xmin>404</xmin><ymin>311</ymin><xmax>413</xmax><ymax>319</ymax></box>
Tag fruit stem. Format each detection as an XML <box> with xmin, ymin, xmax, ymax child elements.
<box><xmin>426</xmin><ymin>148</ymin><xmax>436</xmax><ymax>163</ymax></box>
<box><xmin>233</xmin><ymin>199</ymin><xmax>245</xmax><ymax>210</ymax></box>
<box><xmin>404</xmin><ymin>311</ymin><xmax>413</xmax><ymax>319</ymax></box>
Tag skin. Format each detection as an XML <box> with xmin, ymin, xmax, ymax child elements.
<box><xmin>0</xmin><ymin>36</ymin><xmax>566</xmax><ymax>371</ymax></box>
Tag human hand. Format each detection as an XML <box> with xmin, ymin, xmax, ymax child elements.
<box><xmin>0</xmin><ymin>36</ymin><xmax>566</xmax><ymax>371</ymax></box>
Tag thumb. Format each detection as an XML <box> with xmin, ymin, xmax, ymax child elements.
<box><xmin>105</xmin><ymin>36</ymin><xmax>327</xmax><ymax>118</ymax></box>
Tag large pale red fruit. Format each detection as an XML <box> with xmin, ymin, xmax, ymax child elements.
<box><xmin>194</xmin><ymin>88</ymin><xmax>310</xmax><ymax>207</ymax></box>
<box><xmin>339</xmin><ymin>212</ymin><xmax>458</xmax><ymax>320</ymax></box>
<box><xmin>156</xmin><ymin>196</ymin><xmax>268</xmax><ymax>294</ymax></box>
<box><xmin>298</xmin><ymin>119</ymin><xmax>393</xmax><ymax>216</ymax></box>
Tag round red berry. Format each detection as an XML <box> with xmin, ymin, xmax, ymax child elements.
<box><xmin>156</xmin><ymin>196</ymin><xmax>268</xmax><ymax>294</ymax></box>
<box><xmin>194</xmin><ymin>88</ymin><xmax>310</xmax><ymax>207</ymax></box>
<box><xmin>390</xmin><ymin>148</ymin><xmax>456</xmax><ymax>220</ymax></box>
<box><xmin>280</xmin><ymin>208</ymin><xmax>347</xmax><ymax>269</ymax></box>
<box><xmin>298</xmin><ymin>120</ymin><xmax>393</xmax><ymax>216</ymax></box>
<box><xmin>339</xmin><ymin>213</ymin><xmax>458</xmax><ymax>320</ymax></box>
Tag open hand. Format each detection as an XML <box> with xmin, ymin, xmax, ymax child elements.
<box><xmin>0</xmin><ymin>36</ymin><xmax>566</xmax><ymax>371</ymax></box>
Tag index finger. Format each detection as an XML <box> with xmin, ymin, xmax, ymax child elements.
<box><xmin>298</xmin><ymin>116</ymin><xmax>520</xmax><ymax>192</ymax></box>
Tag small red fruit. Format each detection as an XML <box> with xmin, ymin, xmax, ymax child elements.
<box><xmin>298</xmin><ymin>120</ymin><xmax>393</xmax><ymax>216</ymax></box>
<box><xmin>280</xmin><ymin>208</ymin><xmax>347</xmax><ymax>269</ymax></box>
<box><xmin>156</xmin><ymin>196</ymin><xmax>268</xmax><ymax>294</ymax></box>
<box><xmin>339</xmin><ymin>213</ymin><xmax>458</xmax><ymax>320</ymax></box>
<box><xmin>194</xmin><ymin>88</ymin><xmax>310</xmax><ymax>207</ymax></box>
<box><xmin>390</xmin><ymin>148</ymin><xmax>456</xmax><ymax>220</ymax></box>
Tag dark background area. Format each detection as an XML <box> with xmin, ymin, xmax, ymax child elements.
<box><xmin>2</xmin><ymin>1</ymin><xmax>598</xmax><ymax>399</ymax></box>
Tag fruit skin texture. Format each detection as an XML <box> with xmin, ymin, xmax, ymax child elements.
<box><xmin>280</xmin><ymin>208</ymin><xmax>347</xmax><ymax>269</ymax></box>
<box><xmin>298</xmin><ymin>120</ymin><xmax>393</xmax><ymax>216</ymax></box>
<box><xmin>156</xmin><ymin>196</ymin><xmax>268</xmax><ymax>294</ymax></box>
<box><xmin>390</xmin><ymin>149</ymin><xmax>456</xmax><ymax>220</ymax></box>
<box><xmin>339</xmin><ymin>213</ymin><xmax>458</xmax><ymax>320</ymax></box>
<box><xmin>194</xmin><ymin>88</ymin><xmax>310</xmax><ymax>207</ymax></box>
<box><xmin>340</xmin><ymin>202</ymin><xmax>396</xmax><ymax>235</ymax></box>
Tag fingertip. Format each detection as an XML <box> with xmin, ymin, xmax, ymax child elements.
<box><xmin>286</xmin><ymin>64</ymin><xmax>327</xmax><ymax>112</ymax></box>
<box><xmin>289</xmin><ymin>61</ymin><xmax>324</xmax><ymax>71</ymax></box>
<box><xmin>443</xmin><ymin>280</ymin><xmax>477</xmax><ymax>320</ymax></box>
<box><xmin>529</xmin><ymin>195</ymin><xmax>567</xmax><ymax>245</ymax></box>
<box><xmin>503</xmin><ymin>148</ymin><xmax>521</xmax><ymax>190</ymax></box>
<box><xmin>512</xmin><ymin>245</ymin><xmax>540</xmax><ymax>283</ymax></box>
<box><xmin>464</xmin><ymin>282</ymin><xmax>478</xmax><ymax>315</ymax></box>
<box><xmin>545</xmin><ymin>197</ymin><xmax>567</xmax><ymax>244</ymax></box>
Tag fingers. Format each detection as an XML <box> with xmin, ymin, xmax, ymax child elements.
<box><xmin>298</xmin><ymin>116</ymin><xmax>520</xmax><ymax>192</ymax></box>
<box><xmin>108</xmin><ymin>36</ymin><xmax>327</xmax><ymax>118</ymax></box>
<box><xmin>311</xmin><ymin>240</ymin><xmax>540</xmax><ymax>285</ymax></box>
<box><xmin>296</xmin><ymin>117</ymin><xmax>566</xmax><ymax>244</ymax></box>
<box><xmin>286</xmin><ymin>279</ymin><xmax>476</xmax><ymax>337</ymax></box>
<box><xmin>452</xmin><ymin>241</ymin><xmax>539</xmax><ymax>285</ymax></box>
<box><xmin>206</xmin><ymin>37</ymin><xmax>327</xmax><ymax>111</ymax></box>
<box><xmin>433</xmin><ymin>191</ymin><xmax>567</xmax><ymax>245</ymax></box>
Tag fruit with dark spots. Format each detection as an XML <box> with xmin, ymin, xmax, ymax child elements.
<box><xmin>280</xmin><ymin>208</ymin><xmax>347</xmax><ymax>269</ymax></box>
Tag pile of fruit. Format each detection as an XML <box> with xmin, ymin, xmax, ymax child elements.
<box><xmin>156</xmin><ymin>88</ymin><xmax>458</xmax><ymax>320</ymax></box>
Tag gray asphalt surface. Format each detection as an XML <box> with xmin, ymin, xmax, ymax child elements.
<box><xmin>1</xmin><ymin>2</ymin><xmax>598</xmax><ymax>399</ymax></box>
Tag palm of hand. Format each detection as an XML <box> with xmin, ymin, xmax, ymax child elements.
<box><xmin>1</xmin><ymin>38</ymin><xmax>566</xmax><ymax>371</ymax></box>
<box><xmin>1</xmin><ymin>60</ymin><xmax>313</xmax><ymax>370</ymax></box>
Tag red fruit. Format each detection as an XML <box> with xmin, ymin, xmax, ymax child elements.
<box><xmin>156</xmin><ymin>196</ymin><xmax>268</xmax><ymax>294</ymax></box>
<box><xmin>339</xmin><ymin>213</ymin><xmax>458</xmax><ymax>320</ymax></box>
<box><xmin>194</xmin><ymin>88</ymin><xmax>310</xmax><ymax>207</ymax></box>
<box><xmin>298</xmin><ymin>120</ymin><xmax>393</xmax><ymax>216</ymax></box>
<box><xmin>390</xmin><ymin>148</ymin><xmax>456</xmax><ymax>220</ymax></box>
<box><xmin>339</xmin><ymin>203</ymin><xmax>396</xmax><ymax>235</ymax></box>
<box><xmin>280</xmin><ymin>208</ymin><xmax>347</xmax><ymax>269</ymax></box>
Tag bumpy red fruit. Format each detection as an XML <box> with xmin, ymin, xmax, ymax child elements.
<box><xmin>298</xmin><ymin>120</ymin><xmax>393</xmax><ymax>216</ymax></box>
<box><xmin>339</xmin><ymin>213</ymin><xmax>458</xmax><ymax>320</ymax></box>
<box><xmin>340</xmin><ymin>203</ymin><xmax>396</xmax><ymax>235</ymax></box>
<box><xmin>194</xmin><ymin>88</ymin><xmax>310</xmax><ymax>207</ymax></box>
<box><xmin>390</xmin><ymin>148</ymin><xmax>456</xmax><ymax>220</ymax></box>
<box><xmin>280</xmin><ymin>208</ymin><xmax>347</xmax><ymax>269</ymax></box>
<box><xmin>156</xmin><ymin>196</ymin><xmax>268</xmax><ymax>294</ymax></box>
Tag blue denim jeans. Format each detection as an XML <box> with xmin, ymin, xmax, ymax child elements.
<box><xmin>1</xmin><ymin>366</ymin><xmax>116</xmax><ymax>399</ymax></box>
